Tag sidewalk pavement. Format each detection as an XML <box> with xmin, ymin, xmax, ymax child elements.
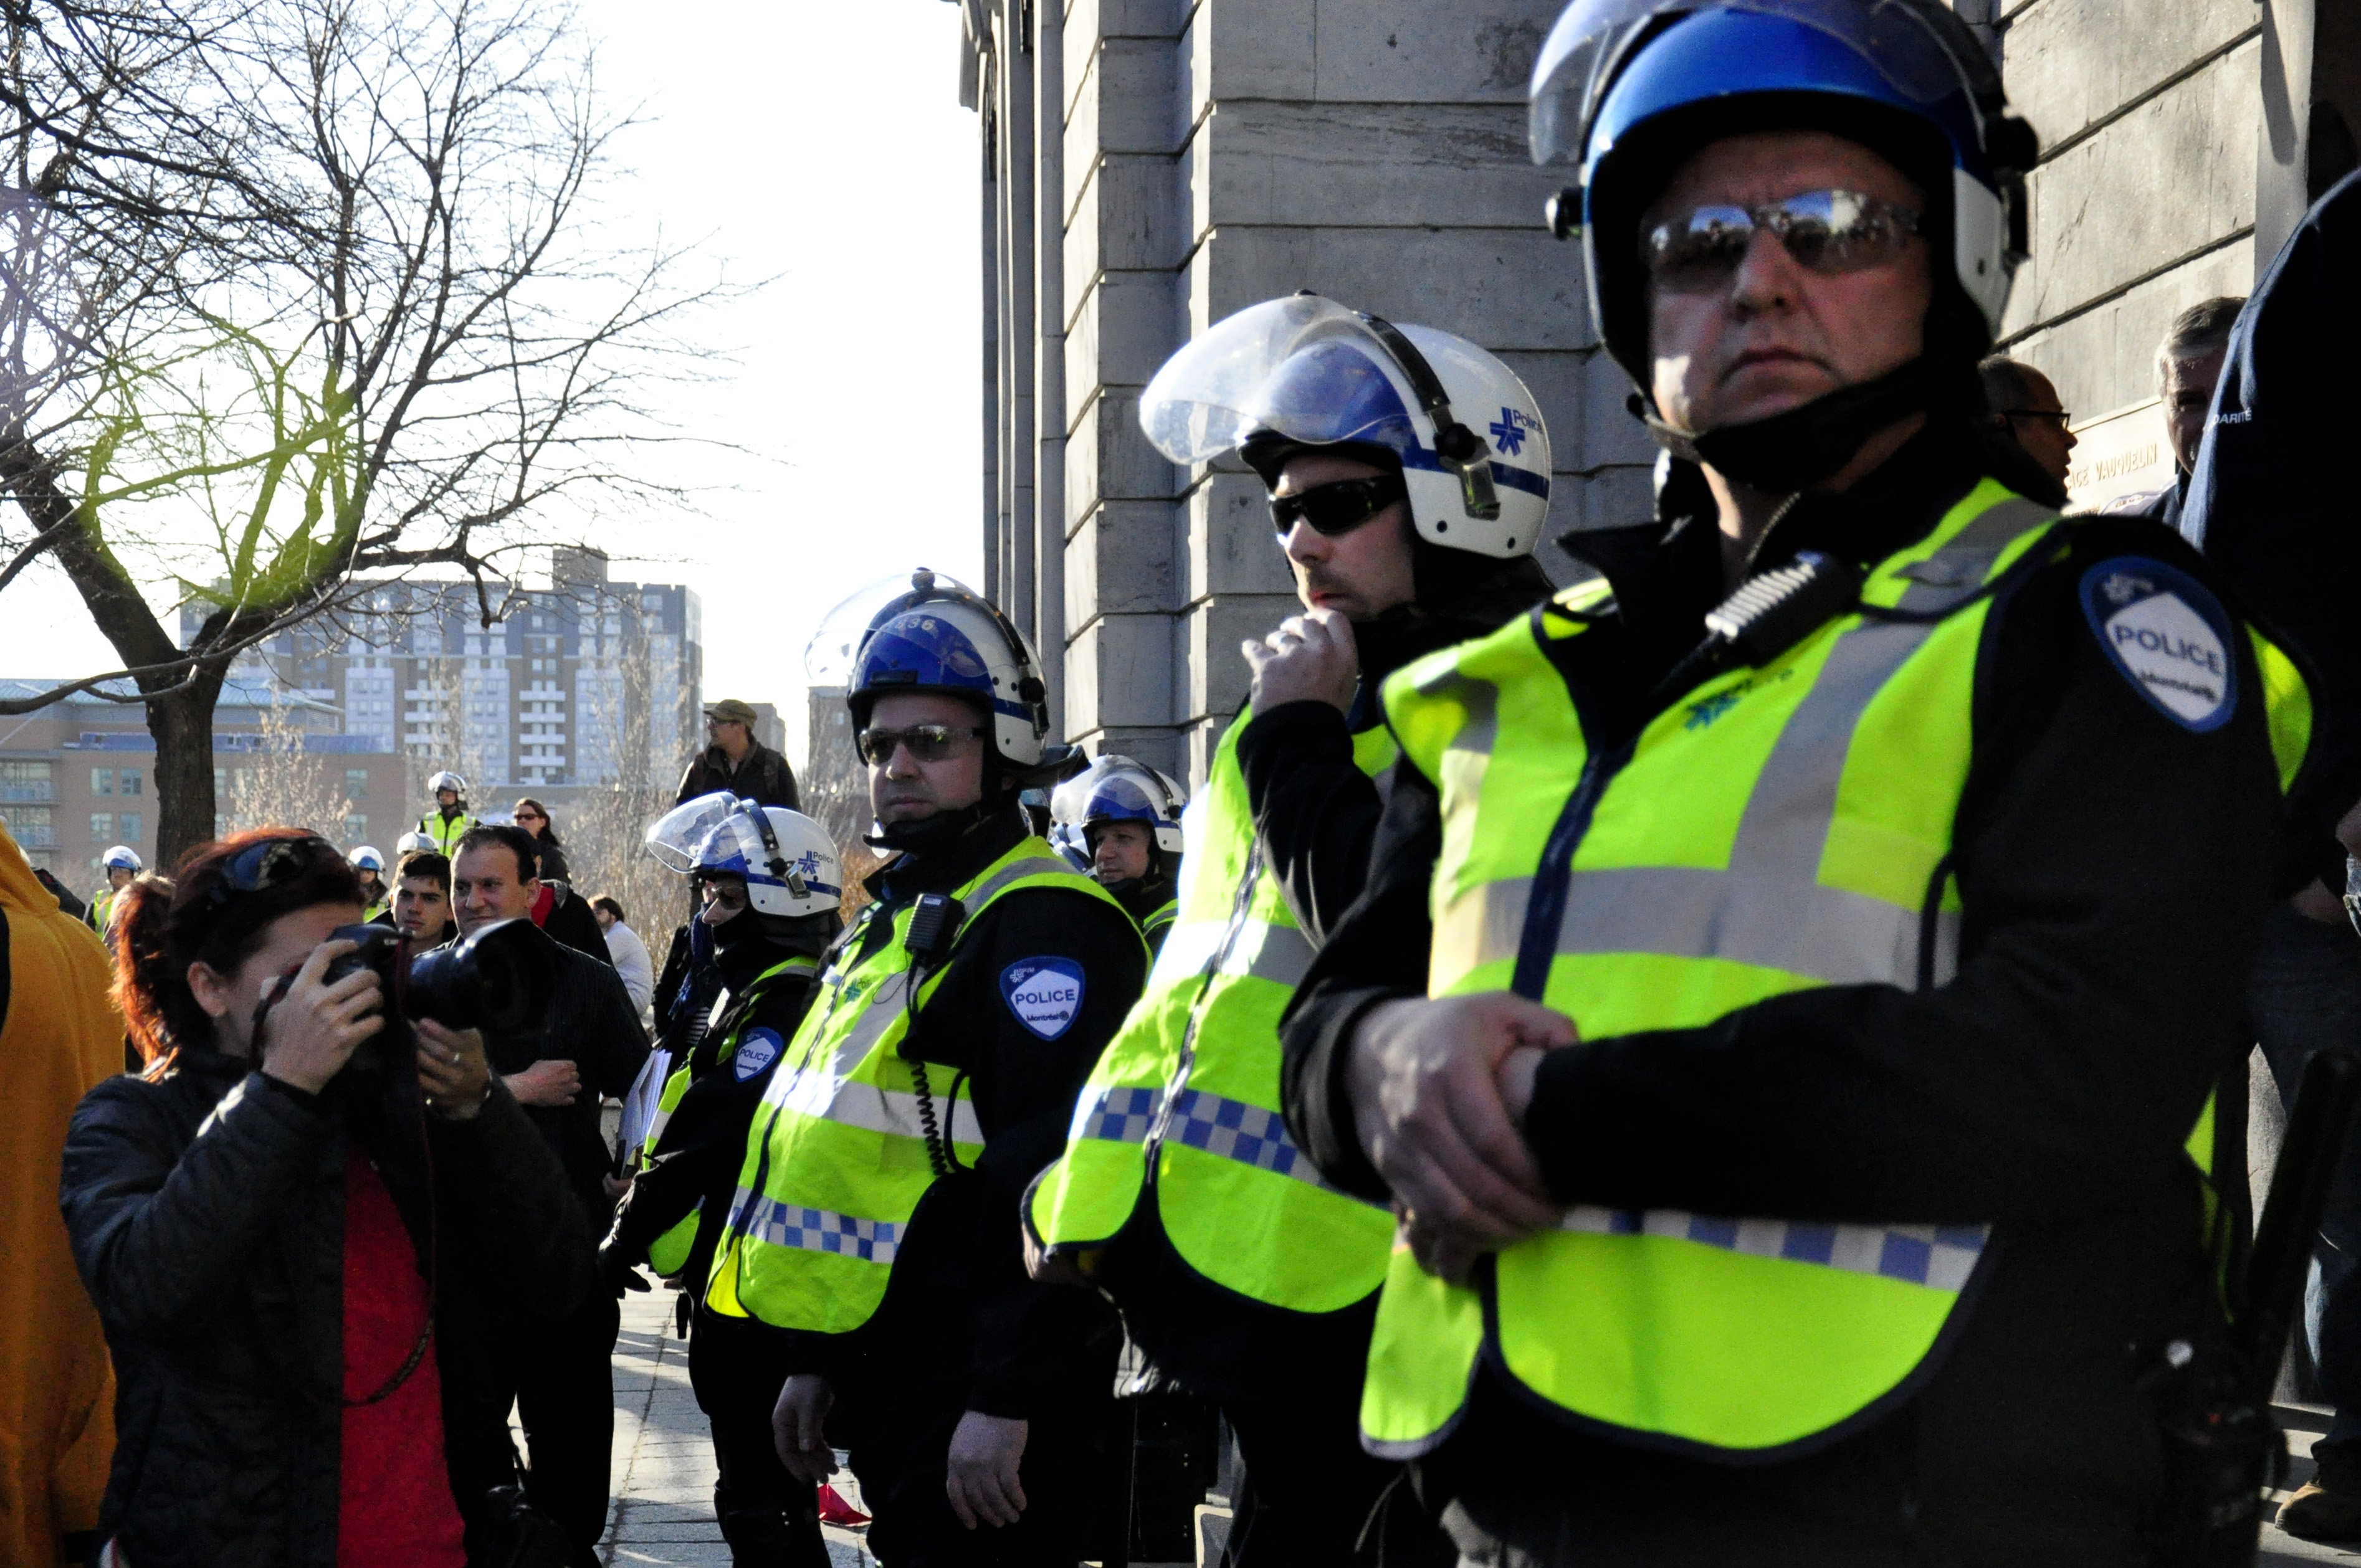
<box><xmin>600</xmin><ymin>1285</ymin><xmax>875</xmax><ymax>1567</ymax></box>
<box><xmin>2269</xmin><ymin>1407</ymin><xmax>2361</xmax><ymax>1566</ymax></box>
<box><xmin>589</xmin><ymin>1281</ymin><xmax>2361</xmax><ymax>1567</ymax></box>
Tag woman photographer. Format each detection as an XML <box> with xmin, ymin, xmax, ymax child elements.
<box><xmin>60</xmin><ymin>829</ymin><xmax>592</xmax><ymax>1568</ymax></box>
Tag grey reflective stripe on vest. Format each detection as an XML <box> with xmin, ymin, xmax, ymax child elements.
<box><xmin>1440</xmin><ymin>869</ymin><xmax>1948</xmax><ymax>989</ymax></box>
<box><xmin>1069</xmin><ymin>1084</ymin><xmax>1378</xmax><ymax>1203</ymax></box>
<box><xmin>767</xmin><ymin>1053</ymin><xmax>985</xmax><ymax>1146</ymax></box>
<box><xmin>1560</xmin><ymin>1207</ymin><xmax>1987</xmax><ymax>1293</ymax></box>
<box><xmin>1444</xmin><ymin>498</ymin><xmax>2052</xmax><ymax>987</ymax></box>
<box><xmin>1153</xmin><ymin>915</ymin><xmax>1317</xmax><ymax>989</ymax></box>
<box><xmin>732</xmin><ymin>1189</ymin><xmax>900</xmax><ymax>1263</ymax></box>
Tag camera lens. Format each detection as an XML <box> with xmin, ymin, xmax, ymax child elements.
<box><xmin>404</xmin><ymin>917</ymin><xmax>554</xmax><ymax>1035</ymax></box>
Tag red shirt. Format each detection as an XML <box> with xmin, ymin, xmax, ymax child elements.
<box><xmin>338</xmin><ymin>1147</ymin><xmax>467</xmax><ymax>1568</ymax></box>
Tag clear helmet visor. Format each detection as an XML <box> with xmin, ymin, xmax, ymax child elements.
<box><xmin>805</xmin><ymin>570</ymin><xmax>990</xmax><ymax>689</ymax></box>
<box><xmin>1530</xmin><ymin>0</ymin><xmax>1980</xmax><ymax>164</ymax></box>
<box><xmin>1140</xmin><ymin>296</ymin><xmax>1424</xmax><ymax>465</ymax></box>
<box><xmin>1050</xmin><ymin>771</ymin><xmax>1160</xmax><ymax>827</ymax></box>
<box><xmin>646</xmin><ymin>790</ymin><xmax>742</xmax><ymax>873</ymax></box>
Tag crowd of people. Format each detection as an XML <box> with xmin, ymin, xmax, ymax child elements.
<box><xmin>8</xmin><ymin>1</ymin><xmax>2361</xmax><ymax>1566</ymax></box>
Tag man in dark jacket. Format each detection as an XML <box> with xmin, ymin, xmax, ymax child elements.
<box><xmin>1026</xmin><ymin>300</ymin><xmax>1554</xmax><ymax>1566</ymax></box>
<box><xmin>2173</xmin><ymin>174</ymin><xmax>2361</xmax><ymax>1539</ymax></box>
<box><xmin>454</xmin><ymin>823</ymin><xmax>648</xmax><ymax>1564</ymax></box>
<box><xmin>601</xmin><ymin>812</ymin><xmax>840</xmax><ymax>1567</ymax></box>
<box><xmin>1279</xmin><ymin>7</ymin><xmax>2294</xmax><ymax>1562</ymax></box>
<box><xmin>677</xmin><ymin>698</ymin><xmax>800</xmax><ymax>810</ymax></box>
<box><xmin>709</xmin><ymin>576</ymin><xmax>1145</xmax><ymax>1566</ymax></box>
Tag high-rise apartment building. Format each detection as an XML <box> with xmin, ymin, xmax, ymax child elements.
<box><xmin>193</xmin><ymin>548</ymin><xmax>704</xmax><ymax>792</ymax></box>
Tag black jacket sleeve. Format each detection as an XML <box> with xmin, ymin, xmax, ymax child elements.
<box><xmin>1235</xmin><ymin>701</ymin><xmax>1390</xmax><ymax>948</ymax></box>
<box><xmin>436</xmin><ymin>1081</ymin><xmax>595</xmax><ymax>1319</ymax></box>
<box><xmin>1280</xmin><ymin>757</ymin><xmax>1444</xmax><ymax>1204</ymax></box>
<box><xmin>568</xmin><ymin>952</ymin><xmax>649</xmax><ymax>1103</ymax></box>
<box><xmin>60</xmin><ymin>1071</ymin><xmax>331</xmax><ymax>1340</ymax></box>
<box><xmin>606</xmin><ymin>978</ymin><xmax>814</xmax><ymax>1263</ymax></box>
<box><xmin>902</xmin><ymin>886</ymin><xmax>1145</xmax><ymax>1418</ymax></box>
<box><xmin>1286</xmin><ymin>539</ymin><xmax>2285</xmax><ymax>1226</ymax></box>
<box><xmin>545</xmin><ymin>892</ymin><xmax>614</xmax><ymax>968</ymax></box>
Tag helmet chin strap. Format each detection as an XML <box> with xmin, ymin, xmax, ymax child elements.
<box><xmin>1634</xmin><ymin>356</ymin><xmax>1941</xmax><ymax>496</ymax></box>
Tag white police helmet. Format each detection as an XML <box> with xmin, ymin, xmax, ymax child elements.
<box><xmin>101</xmin><ymin>844</ymin><xmax>143</xmax><ymax>873</ymax></box>
<box><xmin>395</xmin><ymin>830</ymin><xmax>436</xmax><ymax>855</ymax></box>
<box><xmin>350</xmin><ymin>845</ymin><xmax>386</xmax><ymax>873</ymax></box>
<box><xmin>808</xmin><ymin>569</ymin><xmax>1061</xmax><ymax>771</ymax></box>
<box><xmin>1140</xmin><ymin>294</ymin><xmax>1553</xmax><ymax>559</ymax></box>
<box><xmin>1051</xmin><ymin>756</ymin><xmax>1187</xmax><ymax>857</ymax></box>
<box><xmin>427</xmin><ymin>771</ymin><xmax>467</xmax><ymax>796</ymax></box>
<box><xmin>647</xmin><ymin>792</ymin><xmax>841</xmax><ymax>923</ymax></box>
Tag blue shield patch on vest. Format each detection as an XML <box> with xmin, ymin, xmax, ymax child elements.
<box><xmin>1001</xmin><ymin>958</ymin><xmax>1086</xmax><ymax>1040</ymax></box>
<box><xmin>2078</xmin><ymin>557</ymin><xmax>2238</xmax><ymax>732</ymax></box>
<box><xmin>732</xmin><ymin>1027</ymin><xmax>784</xmax><ymax>1082</ymax></box>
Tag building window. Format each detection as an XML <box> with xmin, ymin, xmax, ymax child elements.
<box><xmin>345</xmin><ymin>768</ymin><xmax>370</xmax><ymax>798</ymax></box>
<box><xmin>120</xmin><ymin>812</ymin><xmax>142</xmax><ymax>842</ymax></box>
<box><xmin>90</xmin><ymin>812</ymin><xmax>113</xmax><ymax>842</ymax></box>
<box><xmin>214</xmin><ymin>767</ymin><xmax>227</xmax><ymax>796</ymax></box>
<box><xmin>0</xmin><ymin>761</ymin><xmax>52</xmax><ymax>802</ymax></box>
<box><xmin>0</xmin><ymin>804</ymin><xmax>54</xmax><ymax>847</ymax></box>
<box><xmin>345</xmin><ymin>814</ymin><xmax>367</xmax><ymax>843</ymax></box>
<box><xmin>120</xmin><ymin>768</ymin><xmax>142</xmax><ymax>797</ymax></box>
<box><xmin>91</xmin><ymin>767</ymin><xmax>114</xmax><ymax>796</ymax></box>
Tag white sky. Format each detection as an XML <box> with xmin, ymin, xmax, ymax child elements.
<box><xmin>0</xmin><ymin>0</ymin><xmax>985</xmax><ymax>771</ymax></box>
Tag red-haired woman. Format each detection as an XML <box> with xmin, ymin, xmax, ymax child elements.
<box><xmin>59</xmin><ymin>830</ymin><xmax>592</xmax><ymax>1567</ymax></box>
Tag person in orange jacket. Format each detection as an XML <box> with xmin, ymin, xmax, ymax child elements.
<box><xmin>0</xmin><ymin>822</ymin><xmax>121</xmax><ymax>1567</ymax></box>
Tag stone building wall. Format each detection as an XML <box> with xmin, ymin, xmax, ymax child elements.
<box><xmin>960</xmin><ymin>0</ymin><xmax>2359</xmax><ymax>782</ymax></box>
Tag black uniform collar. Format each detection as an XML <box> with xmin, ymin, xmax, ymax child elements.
<box><xmin>866</xmin><ymin>805</ymin><xmax>1031</xmax><ymax>907</ymax></box>
<box><xmin>1561</xmin><ymin>417</ymin><xmax>2065</xmax><ymax>662</ymax></box>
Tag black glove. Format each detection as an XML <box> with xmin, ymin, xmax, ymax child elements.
<box><xmin>596</xmin><ymin>1239</ymin><xmax>651</xmax><ymax>1300</ymax></box>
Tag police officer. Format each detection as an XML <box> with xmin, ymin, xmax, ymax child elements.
<box><xmin>603</xmin><ymin>796</ymin><xmax>843</xmax><ymax>1568</ymax></box>
<box><xmin>1026</xmin><ymin>305</ymin><xmax>1556</xmax><ymax>1564</ymax></box>
<box><xmin>86</xmin><ymin>844</ymin><xmax>140</xmax><ymax>934</ymax></box>
<box><xmin>1049</xmin><ymin>756</ymin><xmax>1187</xmax><ymax>956</ymax></box>
<box><xmin>417</xmin><ymin>770</ymin><xmax>476</xmax><ymax>856</ymax></box>
<box><xmin>1276</xmin><ymin>3</ymin><xmax>2304</xmax><ymax>1562</ymax></box>
<box><xmin>349</xmin><ymin>844</ymin><xmax>390</xmax><ymax>921</ymax></box>
<box><xmin>704</xmin><ymin>571</ymin><xmax>1146</xmax><ymax>1565</ymax></box>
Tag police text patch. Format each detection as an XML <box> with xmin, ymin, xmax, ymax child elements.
<box><xmin>2078</xmin><ymin>558</ymin><xmax>2237</xmax><ymax>732</ymax></box>
<box><xmin>733</xmin><ymin>1027</ymin><xmax>784</xmax><ymax>1082</ymax></box>
<box><xmin>1001</xmin><ymin>958</ymin><xmax>1086</xmax><ymax>1040</ymax></box>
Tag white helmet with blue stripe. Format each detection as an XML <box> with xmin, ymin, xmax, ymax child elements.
<box><xmin>1051</xmin><ymin>755</ymin><xmax>1186</xmax><ymax>857</ymax></box>
<box><xmin>1139</xmin><ymin>293</ymin><xmax>1553</xmax><ymax>560</ymax></box>
<box><xmin>101</xmin><ymin>843</ymin><xmax>143</xmax><ymax>873</ymax></box>
<box><xmin>646</xmin><ymin>791</ymin><xmax>841</xmax><ymax>922</ymax></box>
<box><xmin>349</xmin><ymin>845</ymin><xmax>386</xmax><ymax>873</ymax></box>
<box><xmin>809</xmin><ymin>569</ymin><xmax>1061</xmax><ymax>771</ymax></box>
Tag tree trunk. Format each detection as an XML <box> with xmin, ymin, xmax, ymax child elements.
<box><xmin>0</xmin><ymin>433</ymin><xmax>226</xmax><ymax>866</ymax></box>
<box><xmin>146</xmin><ymin>673</ymin><xmax>229</xmax><ymax>868</ymax></box>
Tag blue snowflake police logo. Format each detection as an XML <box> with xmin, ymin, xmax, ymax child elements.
<box><xmin>1001</xmin><ymin>958</ymin><xmax>1086</xmax><ymax>1040</ymax></box>
<box><xmin>1489</xmin><ymin>406</ymin><xmax>1532</xmax><ymax>457</ymax></box>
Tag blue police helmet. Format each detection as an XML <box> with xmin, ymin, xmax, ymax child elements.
<box><xmin>1538</xmin><ymin>0</ymin><xmax>2034</xmax><ymax>387</ymax></box>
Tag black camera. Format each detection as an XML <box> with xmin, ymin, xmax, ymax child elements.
<box><xmin>325</xmin><ymin>917</ymin><xmax>556</xmax><ymax>1040</ymax></box>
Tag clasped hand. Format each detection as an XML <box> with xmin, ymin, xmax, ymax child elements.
<box><xmin>1241</xmin><ymin>607</ymin><xmax>1359</xmax><ymax>713</ymax></box>
<box><xmin>1347</xmin><ymin>992</ymin><xmax>1576</xmax><ymax>1284</ymax></box>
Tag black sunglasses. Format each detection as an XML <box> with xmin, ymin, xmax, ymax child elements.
<box><xmin>209</xmin><ymin>834</ymin><xmax>338</xmax><ymax>906</ymax></box>
<box><xmin>1269</xmin><ymin>474</ymin><xmax>1408</xmax><ymax>539</ymax></box>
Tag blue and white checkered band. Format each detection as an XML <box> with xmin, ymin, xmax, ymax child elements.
<box><xmin>1069</xmin><ymin>1085</ymin><xmax>1382</xmax><ymax>1207</ymax></box>
<box><xmin>747</xmin><ymin>1198</ymin><xmax>899</xmax><ymax>1265</ymax></box>
<box><xmin>1071</xmin><ymin>1085</ymin><xmax>1161</xmax><ymax>1145</ymax></box>
<box><xmin>1560</xmin><ymin>1208</ymin><xmax>1987</xmax><ymax>1291</ymax></box>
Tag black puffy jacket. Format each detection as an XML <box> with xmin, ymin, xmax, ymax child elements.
<box><xmin>60</xmin><ymin>1047</ymin><xmax>593</xmax><ymax>1568</ymax></box>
